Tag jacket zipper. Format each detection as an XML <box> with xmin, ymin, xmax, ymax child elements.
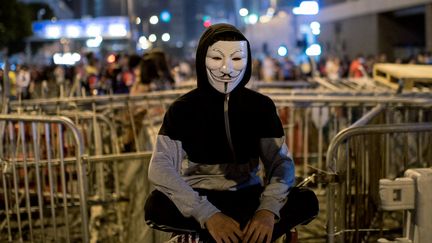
<box><xmin>224</xmin><ymin>94</ymin><xmax>236</xmax><ymax>162</ymax></box>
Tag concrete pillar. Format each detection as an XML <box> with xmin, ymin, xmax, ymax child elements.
<box><xmin>426</xmin><ymin>4</ymin><xmax>432</xmax><ymax>51</ymax></box>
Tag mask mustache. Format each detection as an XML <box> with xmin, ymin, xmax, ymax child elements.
<box><xmin>207</xmin><ymin>69</ymin><xmax>243</xmax><ymax>82</ymax></box>
<box><xmin>213</xmin><ymin>72</ymin><xmax>240</xmax><ymax>79</ymax></box>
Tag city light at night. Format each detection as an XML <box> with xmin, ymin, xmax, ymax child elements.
<box><xmin>277</xmin><ymin>46</ymin><xmax>288</xmax><ymax>57</ymax></box>
<box><xmin>305</xmin><ymin>44</ymin><xmax>322</xmax><ymax>56</ymax></box>
<box><xmin>293</xmin><ymin>1</ymin><xmax>319</xmax><ymax>15</ymax></box>
<box><xmin>86</xmin><ymin>36</ymin><xmax>103</xmax><ymax>48</ymax></box>
<box><xmin>138</xmin><ymin>35</ymin><xmax>151</xmax><ymax>50</ymax></box>
<box><xmin>149</xmin><ymin>15</ymin><xmax>159</xmax><ymax>25</ymax></box>
<box><xmin>1</xmin><ymin>1</ymin><xmax>432</xmax><ymax>243</ymax></box>
<box><xmin>161</xmin><ymin>33</ymin><xmax>170</xmax><ymax>42</ymax></box>
<box><xmin>108</xmin><ymin>23</ymin><xmax>128</xmax><ymax>37</ymax></box>
<box><xmin>107</xmin><ymin>54</ymin><xmax>116</xmax><ymax>63</ymax></box>
<box><xmin>34</xmin><ymin>17</ymin><xmax>130</xmax><ymax>40</ymax></box>
<box><xmin>160</xmin><ymin>10</ymin><xmax>171</xmax><ymax>22</ymax></box>
<box><xmin>86</xmin><ymin>24</ymin><xmax>102</xmax><ymax>37</ymax></box>
<box><xmin>203</xmin><ymin>20</ymin><xmax>212</xmax><ymax>28</ymax></box>
<box><xmin>139</xmin><ymin>36</ymin><xmax>147</xmax><ymax>43</ymax></box>
<box><xmin>148</xmin><ymin>34</ymin><xmax>157</xmax><ymax>42</ymax></box>
<box><xmin>53</xmin><ymin>52</ymin><xmax>81</xmax><ymax>65</ymax></box>
<box><xmin>310</xmin><ymin>21</ymin><xmax>321</xmax><ymax>35</ymax></box>
<box><xmin>248</xmin><ymin>14</ymin><xmax>258</xmax><ymax>24</ymax></box>
<box><xmin>239</xmin><ymin>8</ymin><xmax>249</xmax><ymax>17</ymax></box>
<box><xmin>65</xmin><ymin>25</ymin><xmax>81</xmax><ymax>38</ymax></box>
<box><xmin>45</xmin><ymin>25</ymin><xmax>61</xmax><ymax>39</ymax></box>
<box><xmin>135</xmin><ymin>17</ymin><xmax>141</xmax><ymax>25</ymax></box>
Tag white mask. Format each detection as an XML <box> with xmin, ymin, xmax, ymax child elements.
<box><xmin>205</xmin><ymin>40</ymin><xmax>248</xmax><ymax>93</ymax></box>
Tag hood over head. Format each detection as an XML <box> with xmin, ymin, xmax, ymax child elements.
<box><xmin>195</xmin><ymin>23</ymin><xmax>252</xmax><ymax>92</ymax></box>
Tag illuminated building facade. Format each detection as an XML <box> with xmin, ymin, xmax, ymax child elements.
<box><xmin>298</xmin><ymin>0</ymin><xmax>432</xmax><ymax>59</ymax></box>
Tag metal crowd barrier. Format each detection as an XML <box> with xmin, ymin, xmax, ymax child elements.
<box><xmin>0</xmin><ymin>113</ymin><xmax>166</xmax><ymax>242</ymax></box>
<box><xmin>8</xmin><ymin>90</ymin><xmax>432</xmax><ymax>182</ymax></box>
<box><xmin>42</xmin><ymin>111</ymin><xmax>163</xmax><ymax>242</ymax></box>
<box><xmin>10</xmin><ymin>90</ymin><xmax>184</xmax><ymax>149</ymax></box>
<box><xmin>7</xmin><ymin>95</ymin><xmax>177</xmax><ymax>242</ymax></box>
<box><xmin>0</xmin><ymin>114</ymin><xmax>89</xmax><ymax>243</ymax></box>
<box><xmin>4</xmin><ymin>86</ymin><xmax>432</xmax><ymax>242</ymax></box>
<box><xmin>267</xmin><ymin>93</ymin><xmax>432</xmax><ymax>180</ymax></box>
<box><xmin>325</xmin><ymin>105</ymin><xmax>432</xmax><ymax>243</ymax></box>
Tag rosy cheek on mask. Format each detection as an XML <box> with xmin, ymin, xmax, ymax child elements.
<box><xmin>205</xmin><ymin>58</ymin><xmax>223</xmax><ymax>70</ymax></box>
<box><xmin>232</xmin><ymin>59</ymin><xmax>247</xmax><ymax>71</ymax></box>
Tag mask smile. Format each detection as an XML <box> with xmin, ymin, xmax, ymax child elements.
<box><xmin>205</xmin><ymin>40</ymin><xmax>248</xmax><ymax>94</ymax></box>
<box><xmin>208</xmin><ymin>71</ymin><xmax>242</xmax><ymax>82</ymax></box>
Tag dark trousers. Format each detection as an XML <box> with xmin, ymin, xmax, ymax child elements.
<box><xmin>144</xmin><ymin>185</ymin><xmax>318</xmax><ymax>242</ymax></box>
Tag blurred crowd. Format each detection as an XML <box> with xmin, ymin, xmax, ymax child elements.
<box><xmin>1</xmin><ymin>50</ymin><xmax>432</xmax><ymax>100</ymax></box>
<box><xmin>252</xmin><ymin>52</ymin><xmax>432</xmax><ymax>82</ymax></box>
<box><xmin>0</xmin><ymin>48</ymin><xmax>195</xmax><ymax>100</ymax></box>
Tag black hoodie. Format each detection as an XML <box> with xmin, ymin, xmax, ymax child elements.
<box><xmin>148</xmin><ymin>23</ymin><xmax>294</xmax><ymax>228</ymax></box>
<box><xmin>159</xmin><ymin>23</ymin><xmax>284</xmax><ymax>164</ymax></box>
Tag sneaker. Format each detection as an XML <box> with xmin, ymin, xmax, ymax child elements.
<box><xmin>165</xmin><ymin>233</ymin><xmax>203</xmax><ymax>243</ymax></box>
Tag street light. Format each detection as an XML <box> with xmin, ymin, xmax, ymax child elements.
<box><xmin>135</xmin><ymin>17</ymin><xmax>141</xmax><ymax>25</ymax></box>
<box><xmin>248</xmin><ymin>14</ymin><xmax>258</xmax><ymax>24</ymax></box>
<box><xmin>310</xmin><ymin>21</ymin><xmax>321</xmax><ymax>35</ymax></box>
<box><xmin>239</xmin><ymin>8</ymin><xmax>249</xmax><ymax>17</ymax></box>
<box><xmin>149</xmin><ymin>15</ymin><xmax>159</xmax><ymax>25</ymax></box>
<box><xmin>293</xmin><ymin>1</ymin><xmax>319</xmax><ymax>15</ymax></box>
<box><xmin>160</xmin><ymin>10</ymin><xmax>172</xmax><ymax>22</ymax></box>
<box><xmin>267</xmin><ymin>8</ymin><xmax>275</xmax><ymax>16</ymax></box>
<box><xmin>86</xmin><ymin>24</ymin><xmax>102</xmax><ymax>37</ymax></box>
<box><xmin>149</xmin><ymin>34</ymin><xmax>157</xmax><ymax>42</ymax></box>
<box><xmin>259</xmin><ymin>15</ymin><xmax>272</xmax><ymax>24</ymax></box>
<box><xmin>305</xmin><ymin>44</ymin><xmax>321</xmax><ymax>56</ymax></box>
<box><xmin>161</xmin><ymin>33</ymin><xmax>170</xmax><ymax>42</ymax></box>
<box><xmin>278</xmin><ymin>46</ymin><xmax>288</xmax><ymax>57</ymax></box>
<box><xmin>139</xmin><ymin>36</ymin><xmax>147</xmax><ymax>43</ymax></box>
<box><xmin>108</xmin><ymin>24</ymin><xmax>128</xmax><ymax>37</ymax></box>
<box><xmin>138</xmin><ymin>36</ymin><xmax>151</xmax><ymax>50</ymax></box>
<box><xmin>46</xmin><ymin>25</ymin><xmax>61</xmax><ymax>39</ymax></box>
<box><xmin>86</xmin><ymin>36</ymin><xmax>103</xmax><ymax>48</ymax></box>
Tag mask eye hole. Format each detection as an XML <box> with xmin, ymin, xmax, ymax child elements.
<box><xmin>232</xmin><ymin>57</ymin><xmax>242</xmax><ymax>61</ymax></box>
<box><xmin>212</xmin><ymin>57</ymin><xmax>222</xmax><ymax>61</ymax></box>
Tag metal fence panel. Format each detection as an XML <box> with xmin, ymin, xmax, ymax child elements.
<box><xmin>325</xmin><ymin>106</ymin><xmax>432</xmax><ymax>243</ymax></box>
<box><xmin>0</xmin><ymin>115</ymin><xmax>88</xmax><ymax>243</ymax></box>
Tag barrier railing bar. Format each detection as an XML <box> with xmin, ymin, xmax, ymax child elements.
<box><xmin>8</xmin><ymin>93</ymin><xmax>432</xmax><ymax>111</ymax></box>
<box><xmin>327</xmin><ymin>123</ymin><xmax>432</xmax><ymax>174</ymax></box>
<box><xmin>3</xmin><ymin>152</ymin><xmax>153</xmax><ymax>167</ymax></box>
<box><xmin>325</xmin><ymin>122</ymin><xmax>432</xmax><ymax>243</ymax></box>
<box><xmin>44</xmin><ymin>123</ymin><xmax>58</xmax><ymax>241</ymax></box>
<box><xmin>0</xmin><ymin>115</ymin><xmax>89</xmax><ymax>242</ymax></box>
<box><xmin>8</xmin><ymin>121</ymin><xmax>23</xmax><ymax>241</ymax></box>
<box><xmin>32</xmin><ymin>122</ymin><xmax>46</xmax><ymax>241</ymax></box>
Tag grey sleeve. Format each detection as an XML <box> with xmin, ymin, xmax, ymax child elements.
<box><xmin>257</xmin><ymin>136</ymin><xmax>295</xmax><ymax>219</ymax></box>
<box><xmin>148</xmin><ymin>135</ymin><xmax>220</xmax><ymax>228</ymax></box>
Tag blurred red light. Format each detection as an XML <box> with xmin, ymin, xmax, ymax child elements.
<box><xmin>203</xmin><ymin>20</ymin><xmax>212</xmax><ymax>28</ymax></box>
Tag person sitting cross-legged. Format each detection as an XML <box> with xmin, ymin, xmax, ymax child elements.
<box><xmin>144</xmin><ymin>23</ymin><xmax>318</xmax><ymax>243</ymax></box>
